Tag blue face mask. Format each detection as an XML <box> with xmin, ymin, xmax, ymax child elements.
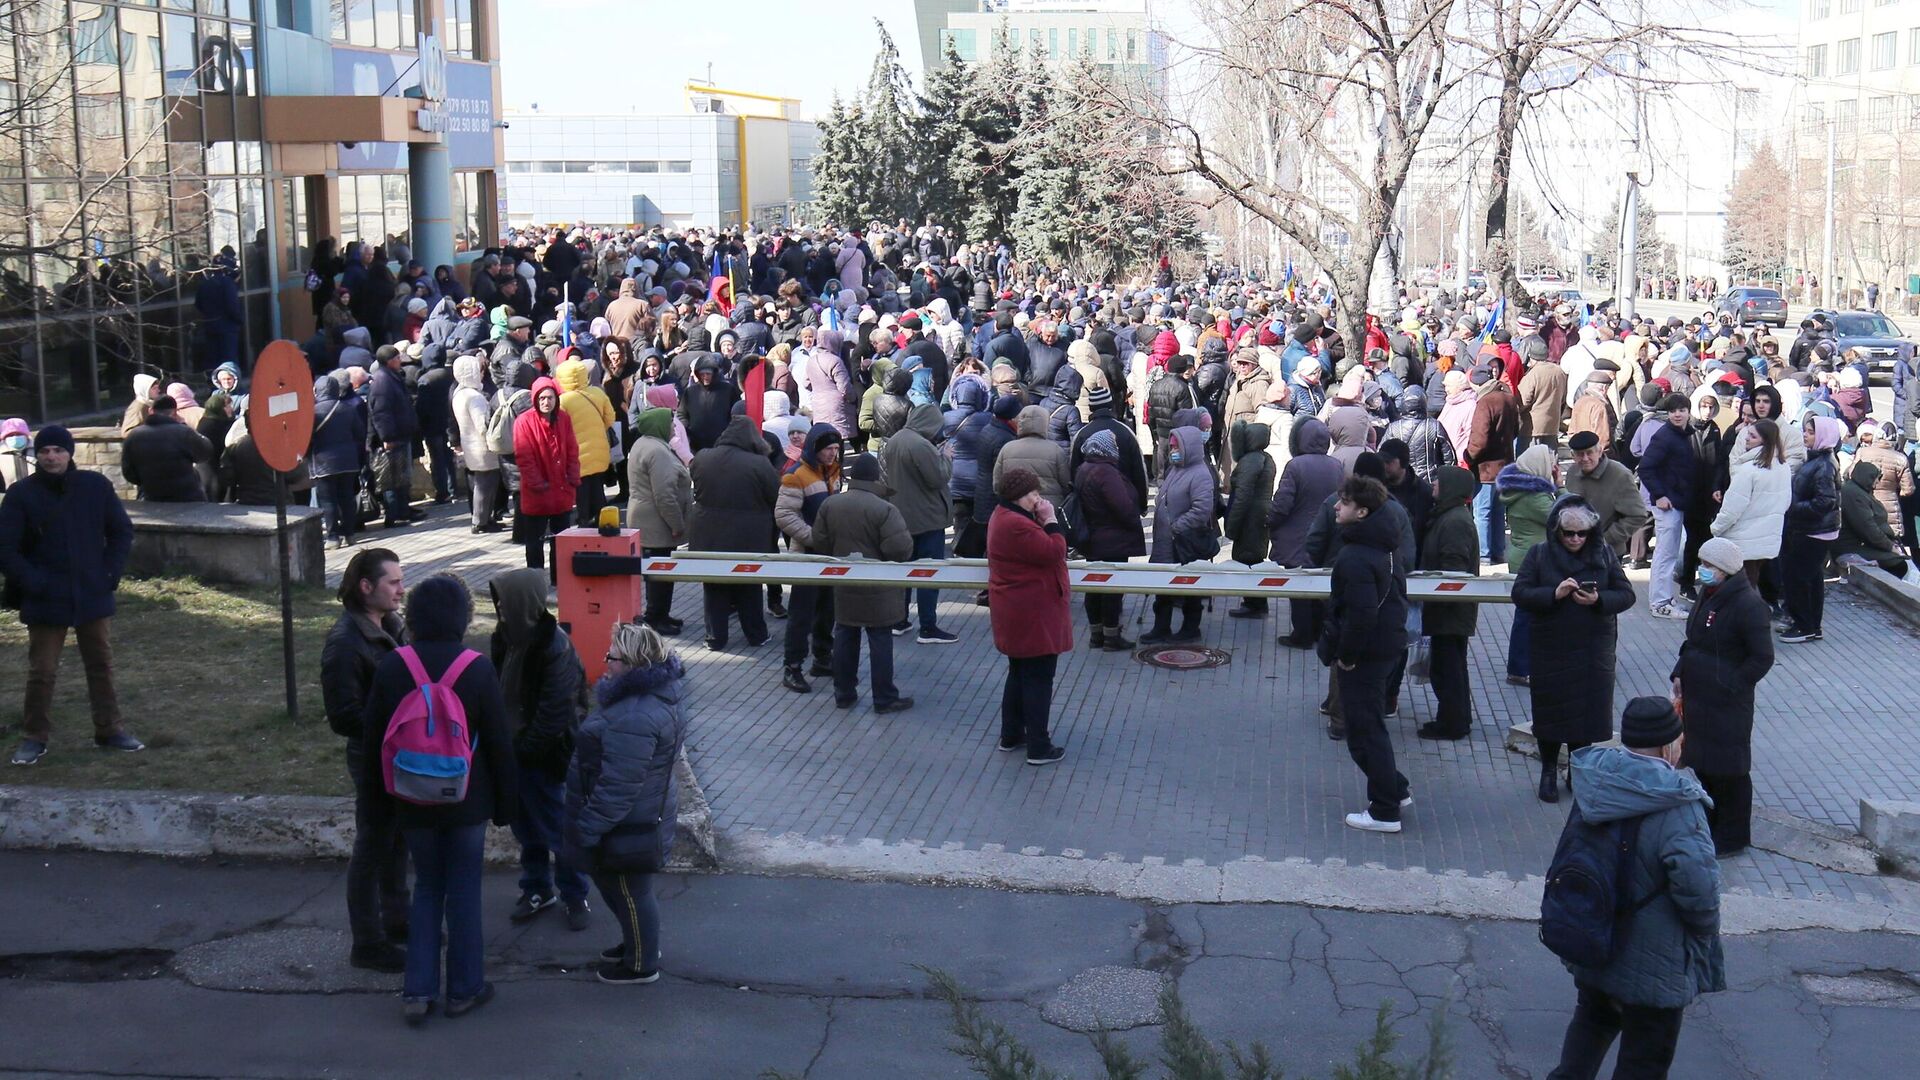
<box><xmin>1167</xmin><ymin>449</ymin><xmax>1184</xmax><ymax>466</ymax></box>
<box><xmin>4</xmin><ymin>435</ymin><xmax>26</xmax><ymax>451</ymax></box>
<box><xmin>1696</xmin><ymin>567</ymin><xmax>1722</xmax><ymax>588</ymax></box>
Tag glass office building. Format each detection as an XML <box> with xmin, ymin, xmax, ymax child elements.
<box><xmin>0</xmin><ymin>0</ymin><xmax>503</xmax><ymax>422</ymax></box>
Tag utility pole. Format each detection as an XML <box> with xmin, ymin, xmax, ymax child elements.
<box><xmin>1823</xmin><ymin>119</ymin><xmax>1836</xmax><ymax>308</ymax></box>
<box><xmin>1454</xmin><ymin>168</ymin><xmax>1472</xmax><ymax>293</ymax></box>
<box><xmin>1620</xmin><ymin>0</ymin><xmax>1645</xmax><ymax>321</ymax></box>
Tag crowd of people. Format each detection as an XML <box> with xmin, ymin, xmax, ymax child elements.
<box><xmin>10</xmin><ymin>217</ymin><xmax>1920</xmax><ymax>1070</ymax></box>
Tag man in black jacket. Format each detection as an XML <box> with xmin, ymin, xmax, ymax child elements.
<box><xmin>121</xmin><ymin>395</ymin><xmax>212</xmax><ymax>502</ymax></box>
<box><xmin>368</xmin><ymin>346</ymin><xmax>422</xmax><ymax>526</ymax></box>
<box><xmin>1322</xmin><ymin>476</ymin><xmax>1413</xmax><ymax>833</ymax></box>
<box><xmin>1148</xmin><ymin>355</ymin><xmax>1198</xmax><ymax>479</ymax></box>
<box><xmin>318</xmin><ymin>548</ymin><xmax>410</xmax><ymax>972</ymax></box>
<box><xmin>488</xmin><ymin>569</ymin><xmax>591</xmax><ymax>929</ymax></box>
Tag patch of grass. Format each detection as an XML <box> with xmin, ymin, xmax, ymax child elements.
<box><xmin>1</xmin><ymin>576</ymin><xmax>351</xmax><ymax>796</ymax></box>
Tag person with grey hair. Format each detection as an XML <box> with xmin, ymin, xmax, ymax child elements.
<box><xmin>1511</xmin><ymin>495</ymin><xmax>1636</xmax><ymax>803</ymax></box>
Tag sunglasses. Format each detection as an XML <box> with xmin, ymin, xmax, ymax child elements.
<box><xmin>1559</xmin><ymin>528</ymin><xmax>1594</xmax><ymax>539</ymax></box>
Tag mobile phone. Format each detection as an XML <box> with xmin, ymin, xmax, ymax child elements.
<box><xmin>1578</xmin><ymin>579</ymin><xmax>1599</xmax><ymax>592</ymax></box>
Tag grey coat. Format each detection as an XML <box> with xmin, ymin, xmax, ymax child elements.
<box><xmin>811</xmin><ymin>479</ymin><xmax>914</xmax><ymax>626</ymax></box>
<box><xmin>880</xmin><ymin>404</ymin><xmax>951</xmax><ymax>535</ymax></box>
<box><xmin>1266</xmin><ymin>418</ymin><xmax>1342</xmax><ymax>566</ymax></box>
<box><xmin>1151</xmin><ymin>427</ymin><xmax>1216</xmax><ymax>563</ymax></box>
<box><xmin>564</xmin><ymin>659</ymin><xmax>688</xmax><ymax>863</ymax></box>
<box><xmin>1563</xmin><ymin>747</ymin><xmax>1726</xmax><ymax>1009</ymax></box>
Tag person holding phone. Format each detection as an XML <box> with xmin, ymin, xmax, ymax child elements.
<box><xmin>1511</xmin><ymin>495</ymin><xmax>1637</xmax><ymax>803</ymax></box>
<box><xmin>986</xmin><ymin>467</ymin><xmax>1072</xmax><ymax>765</ymax></box>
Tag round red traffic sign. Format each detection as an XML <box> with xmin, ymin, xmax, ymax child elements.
<box><xmin>251</xmin><ymin>340</ymin><xmax>315</xmax><ymax>473</ymax></box>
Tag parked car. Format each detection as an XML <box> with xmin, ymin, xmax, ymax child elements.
<box><xmin>1812</xmin><ymin>308</ymin><xmax>1913</xmax><ymax>379</ymax></box>
<box><xmin>1716</xmin><ymin>286</ymin><xmax>1789</xmax><ymax>328</ymax></box>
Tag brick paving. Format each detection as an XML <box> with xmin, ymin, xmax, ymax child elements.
<box><xmin>329</xmin><ymin>508</ymin><xmax>1920</xmax><ymax>907</ymax></box>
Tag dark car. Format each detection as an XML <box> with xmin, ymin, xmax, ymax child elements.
<box><xmin>1716</xmin><ymin>287</ymin><xmax>1788</xmax><ymax>328</ymax></box>
<box><xmin>1812</xmin><ymin>308</ymin><xmax>1913</xmax><ymax>379</ymax></box>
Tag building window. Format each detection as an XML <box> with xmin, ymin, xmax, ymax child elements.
<box><xmin>1838</xmin><ymin>37</ymin><xmax>1861</xmax><ymax>75</ymax></box>
<box><xmin>1006</xmin><ymin>27</ymin><xmax>1019</xmax><ymax>53</ymax></box>
<box><xmin>1911</xmin><ymin>28</ymin><xmax>1920</xmax><ymax>64</ymax></box>
<box><xmin>1126</xmin><ymin>28</ymin><xmax>1137</xmax><ymax>60</ymax></box>
<box><xmin>1871</xmin><ymin>94</ymin><xmax>1895</xmax><ymax>131</ymax></box>
<box><xmin>1836</xmin><ymin>97</ymin><xmax>1858</xmax><ymax>134</ymax></box>
<box><xmin>1841</xmin><ymin>0</ymin><xmax>1861</xmax><ymax>13</ymax></box>
<box><xmin>1807</xmin><ymin>43</ymin><xmax>1828</xmax><ymax>78</ymax></box>
<box><xmin>1067</xmin><ymin>28</ymin><xmax>1076</xmax><ymax>57</ymax></box>
<box><xmin>666</xmin><ymin>161</ymin><xmax>692</xmax><ymax>173</ymax></box>
<box><xmin>1106</xmin><ymin>28</ymin><xmax>1117</xmax><ymax>60</ymax></box>
<box><xmin>1805</xmin><ymin>102</ymin><xmax>1826</xmax><ymax>131</ymax></box>
<box><xmin>1047</xmin><ymin>28</ymin><xmax>1057</xmax><ymax>57</ymax></box>
<box><xmin>941</xmin><ymin>28</ymin><xmax>977</xmax><ymax>62</ymax></box>
<box><xmin>631</xmin><ymin>161</ymin><xmax>659</xmax><ymax>173</ymax></box>
<box><xmin>1909</xmin><ymin>95</ymin><xmax>1920</xmax><ymax>130</ymax></box>
<box><xmin>1874</xmin><ymin>32</ymin><xmax>1897</xmax><ymax>70</ymax></box>
<box><xmin>590</xmin><ymin>161</ymin><xmax>628</xmax><ymax>174</ymax></box>
<box><xmin>444</xmin><ymin>0</ymin><xmax>476</xmax><ymax>58</ymax></box>
<box><xmin>506</xmin><ymin>160</ymin><xmax>531</xmax><ymax>173</ymax></box>
<box><xmin>1810</xmin><ymin>0</ymin><xmax>1829</xmax><ymax>17</ymax></box>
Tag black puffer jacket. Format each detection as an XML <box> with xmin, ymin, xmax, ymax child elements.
<box><xmin>1672</xmin><ymin>571</ymin><xmax>1774</xmax><ymax>775</ymax></box>
<box><xmin>121</xmin><ymin>416</ymin><xmax>212</xmax><ymax>502</ymax></box>
<box><xmin>689</xmin><ymin>416</ymin><xmax>780</xmax><ymax>552</ymax></box>
<box><xmin>1381</xmin><ymin>389</ymin><xmax>1457</xmax><ymax>484</ymax></box>
<box><xmin>680</xmin><ymin>355</ymin><xmax>740</xmax><ymax>452</ymax></box>
<box><xmin>1320</xmin><ymin>502</ymin><xmax>1410</xmax><ymax>666</ymax></box>
<box><xmin>1785</xmin><ymin>446</ymin><xmax>1840</xmax><ymax>536</ymax></box>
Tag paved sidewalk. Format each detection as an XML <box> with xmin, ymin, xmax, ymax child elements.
<box><xmin>5</xmin><ymin>852</ymin><xmax>1915</xmax><ymax>1079</ymax></box>
<box><xmin>330</xmin><ymin>512</ymin><xmax>1920</xmax><ymax>910</ymax></box>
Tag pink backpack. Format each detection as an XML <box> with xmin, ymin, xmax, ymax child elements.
<box><xmin>381</xmin><ymin>647</ymin><xmax>481</xmax><ymax>806</ymax></box>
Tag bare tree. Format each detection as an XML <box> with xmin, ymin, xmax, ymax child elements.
<box><xmin>1094</xmin><ymin>0</ymin><xmax>1474</xmax><ymax>352</ymax></box>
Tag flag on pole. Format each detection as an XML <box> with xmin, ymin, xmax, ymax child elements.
<box><xmin>1479</xmin><ymin>296</ymin><xmax>1505</xmax><ymax>346</ymax></box>
<box><xmin>561</xmin><ymin>281</ymin><xmax>572</xmax><ymax>349</ymax></box>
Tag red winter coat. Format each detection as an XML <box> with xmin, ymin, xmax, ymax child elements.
<box><xmin>1148</xmin><ymin>329</ymin><xmax>1180</xmax><ymax>372</ymax></box>
<box><xmin>987</xmin><ymin>503</ymin><xmax>1072</xmax><ymax>658</ymax></box>
<box><xmin>512</xmin><ymin>377</ymin><xmax>581</xmax><ymax>516</ymax></box>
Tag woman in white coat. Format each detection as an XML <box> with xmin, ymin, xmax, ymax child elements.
<box><xmin>1712</xmin><ymin>418</ymin><xmax>1791</xmax><ymax>588</ymax></box>
<box><xmin>451</xmin><ymin>355</ymin><xmax>502</xmax><ymax>533</ymax></box>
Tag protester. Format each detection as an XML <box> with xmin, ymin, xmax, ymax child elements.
<box><xmin>488</xmin><ymin>568</ymin><xmax>590</xmax><ymax>930</ymax></box>
<box><xmin>1417</xmin><ymin>467</ymin><xmax>1481</xmax><ymax>740</ymax></box>
<box><xmin>1711</xmin><ymin>419</ymin><xmax>1790</xmax><ymax>587</ymax></box>
<box><xmin>688</xmin><ymin>414</ymin><xmax>779</xmax><ymax>649</ymax></box>
<box><xmin>1671</xmin><ymin>537</ymin><xmax>1774</xmax><ymax>857</ymax></box>
<box><xmin>513</xmin><ymin>377</ymin><xmax>581</xmax><ymax>571</ymax></box>
<box><xmin>121</xmin><ymin>394</ymin><xmax>212</xmax><ymax>502</ymax></box>
<box><xmin>1639</xmin><ymin>394</ymin><xmax>1697</xmax><ymax>619</ymax></box>
<box><xmin>555</xmin><ymin>356</ymin><xmax>617</xmax><ymax>525</ymax></box>
<box><xmin>776</xmin><ymin>424</ymin><xmax>845</xmax><ymax>693</ymax></box>
<box><xmin>626</xmin><ymin>408</ymin><xmax>693</xmax><ymax>633</ymax></box>
<box><xmin>361</xmin><ymin>574</ymin><xmax>516</xmax><ymax>1025</ymax></box>
<box><xmin>367</xmin><ymin>347</ymin><xmax>422</xmax><ymax>526</ymax></box>
<box><xmin>1464</xmin><ymin>364</ymin><xmax>1522</xmax><ymax>561</ymax></box>
<box><xmin>450</xmin><ymin>356</ymin><xmax>502</xmax><ymax>534</ymax></box>
<box><xmin>1780</xmin><ymin>416</ymin><xmax>1843</xmax><ymax>642</ymax></box>
<box><xmin>1545</xmin><ymin>698</ymin><xmax>1724</xmax><ymax>1079</ymax></box>
<box><xmin>987</xmin><ymin>466</ymin><xmax>1071</xmax><ymax>765</ymax></box>
<box><xmin>1071</xmin><ymin>430</ymin><xmax>1145</xmax><ymax>649</ymax></box>
<box><xmin>810</xmin><ymin>453</ymin><xmax>914</xmax><ymax>711</ymax></box>
<box><xmin>880</xmin><ymin>402</ymin><xmax>958</xmax><ymax>643</ymax></box>
<box><xmin>1322</xmin><ymin>476</ymin><xmax>1412</xmax><ymax>832</ymax></box>
<box><xmin>1143</xmin><ymin>425</ymin><xmax>1216</xmax><ymax>644</ymax></box>
<box><xmin>1</xmin><ymin>425</ymin><xmax>140</xmax><ymax>767</ymax></box>
<box><xmin>1225</xmin><ymin>421</ymin><xmax>1276</xmax><ymax>618</ymax></box>
<box><xmin>565</xmin><ymin>621</ymin><xmax>688</xmax><ymax>985</ymax></box>
<box><xmin>0</xmin><ymin>418</ymin><xmax>30</xmax><ymax>491</ymax></box>
<box><xmin>1512</xmin><ymin>496</ymin><xmax>1636</xmax><ymax>803</ymax></box>
<box><xmin>994</xmin><ymin>405</ymin><xmax>1071</xmax><ymax>520</ymax></box>
<box><xmin>1270</xmin><ymin>417</ymin><xmax>1343</xmax><ymax>649</ymax></box>
<box><xmin>1497</xmin><ymin>444</ymin><xmax>1560</xmax><ymax>686</ymax></box>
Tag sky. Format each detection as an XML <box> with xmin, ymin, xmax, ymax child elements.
<box><xmin>497</xmin><ymin>0</ymin><xmax>924</xmax><ymax>118</ymax></box>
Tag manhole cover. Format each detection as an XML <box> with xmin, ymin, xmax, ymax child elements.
<box><xmin>1135</xmin><ymin>645</ymin><xmax>1232</xmax><ymax>670</ymax></box>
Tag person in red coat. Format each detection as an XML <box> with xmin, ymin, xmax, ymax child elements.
<box><xmin>987</xmin><ymin>467</ymin><xmax>1071</xmax><ymax>766</ymax></box>
<box><xmin>512</xmin><ymin>376</ymin><xmax>580</xmax><ymax>571</ymax></box>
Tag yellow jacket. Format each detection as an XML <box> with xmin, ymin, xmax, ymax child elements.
<box><xmin>555</xmin><ymin>358</ymin><xmax>616</xmax><ymax>476</ymax></box>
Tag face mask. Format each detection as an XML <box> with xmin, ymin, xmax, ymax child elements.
<box><xmin>1696</xmin><ymin>567</ymin><xmax>1721</xmax><ymax>588</ymax></box>
<box><xmin>1167</xmin><ymin>450</ymin><xmax>1184</xmax><ymax>466</ymax></box>
<box><xmin>4</xmin><ymin>436</ymin><xmax>26</xmax><ymax>451</ymax></box>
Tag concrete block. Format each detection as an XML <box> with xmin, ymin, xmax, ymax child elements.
<box><xmin>123</xmin><ymin>503</ymin><xmax>326</xmax><ymax>589</ymax></box>
<box><xmin>1860</xmin><ymin>798</ymin><xmax>1920</xmax><ymax>866</ymax></box>
<box><xmin>0</xmin><ymin>787</ymin><xmax>214</xmax><ymax>857</ymax></box>
<box><xmin>1843</xmin><ymin>564</ymin><xmax>1920</xmax><ymax>634</ymax></box>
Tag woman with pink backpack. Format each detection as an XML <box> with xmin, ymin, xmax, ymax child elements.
<box><xmin>361</xmin><ymin>573</ymin><xmax>518</xmax><ymax>1026</ymax></box>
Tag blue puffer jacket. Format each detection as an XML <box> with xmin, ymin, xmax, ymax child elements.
<box><xmin>1044</xmin><ymin>366</ymin><xmax>1084</xmax><ymax>451</ymax></box>
<box><xmin>1563</xmin><ymin>747</ymin><xmax>1726</xmax><ymax>1008</ymax></box>
<box><xmin>943</xmin><ymin>374</ymin><xmax>989</xmax><ymax>440</ymax></box>
<box><xmin>308</xmin><ymin>376</ymin><xmax>368</xmax><ymax>479</ymax></box>
<box><xmin>563</xmin><ymin>659</ymin><xmax>688</xmax><ymax>862</ymax></box>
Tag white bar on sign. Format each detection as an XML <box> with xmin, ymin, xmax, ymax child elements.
<box><xmin>267</xmin><ymin>392</ymin><xmax>299</xmax><ymax>417</ymax></box>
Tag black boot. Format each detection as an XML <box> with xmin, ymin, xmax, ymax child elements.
<box><xmin>1103</xmin><ymin>622</ymin><xmax>1135</xmax><ymax>651</ymax></box>
<box><xmin>1537</xmin><ymin>769</ymin><xmax>1559</xmax><ymax>803</ymax></box>
<box><xmin>1139</xmin><ymin>621</ymin><xmax>1173</xmax><ymax>645</ymax></box>
<box><xmin>1090</xmin><ymin>625</ymin><xmax>1106</xmax><ymax>649</ymax></box>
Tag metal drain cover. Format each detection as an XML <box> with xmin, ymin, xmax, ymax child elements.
<box><xmin>1135</xmin><ymin>644</ymin><xmax>1232</xmax><ymax>670</ymax></box>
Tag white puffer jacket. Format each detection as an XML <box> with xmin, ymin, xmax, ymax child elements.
<box><xmin>1711</xmin><ymin>440</ymin><xmax>1790</xmax><ymax>560</ymax></box>
<box><xmin>451</xmin><ymin>355</ymin><xmax>500</xmax><ymax>472</ymax></box>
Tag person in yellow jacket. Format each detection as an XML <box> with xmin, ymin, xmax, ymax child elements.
<box><xmin>554</xmin><ymin>353</ymin><xmax>616</xmax><ymax>524</ymax></box>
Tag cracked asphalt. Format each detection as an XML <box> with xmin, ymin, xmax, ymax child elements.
<box><xmin>4</xmin><ymin>852</ymin><xmax>1917</xmax><ymax>1078</ymax></box>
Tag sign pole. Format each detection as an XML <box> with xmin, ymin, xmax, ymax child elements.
<box><xmin>275</xmin><ymin>472</ymin><xmax>298</xmax><ymax>722</ymax></box>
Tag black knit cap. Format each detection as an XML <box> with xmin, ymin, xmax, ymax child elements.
<box><xmin>1620</xmin><ymin>696</ymin><xmax>1682</xmax><ymax>749</ymax></box>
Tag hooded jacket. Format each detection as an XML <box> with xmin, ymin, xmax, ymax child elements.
<box><xmin>881</xmin><ymin>403</ymin><xmax>951</xmax><ymax>535</ymax></box>
<box><xmin>688</xmin><ymin>415</ymin><xmax>780</xmax><ymax>553</ymax></box>
<box><xmin>810</xmin><ymin>470</ymin><xmax>913</xmax><ymax>627</ymax></box>
<box><xmin>1151</xmin><ymin>427</ymin><xmax>1217</xmax><ymax>563</ymax></box>
<box><xmin>775</xmin><ymin>423</ymin><xmax>844</xmax><ymax>552</ymax></box>
<box><xmin>681</xmin><ymin>355</ymin><xmax>740</xmax><ymax>452</ymax></box>
<box><xmin>489</xmin><ymin>568</ymin><xmax>587</xmax><ymax>781</ymax></box>
<box><xmin>1638</xmin><ymin>416</ymin><xmax>1696</xmax><ymax>514</ymax></box>
<box><xmin>307</xmin><ymin>375</ymin><xmax>368</xmax><ymax>479</ymax></box>
<box><xmin>1267</xmin><ymin>418</ymin><xmax>1344</xmax><ymax>566</ymax></box>
<box><xmin>1495</xmin><ymin>458</ymin><xmax>1559</xmax><ymax>569</ymax></box>
<box><xmin>366</xmin><ymin>361</ymin><xmax>419</xmax><ymax>445</ymax></box>
<box><xmin>967</xmin><ymin>410</ymin><xmax>1021</xmax><ymax>526</ymax></box>
<box><xmin>1838</xmin><ymin>459</ymin><xmax>1904</xmax><ymax>561</ymax></box>
<box><xmin>867</xmin><ymin>363</ymin><xmax>913</xmax><ymax>453</ymax></box>
<box><xmin>626</xmin><ymin>407</ymin><xmax>693</xmax><ymax>547</ymax></box>
<box><xmin>1321</xmin><ymin>501</ymin><xmax>1410</xmax><ymax>665</ymax></box>
<box><xmin>1710</xmin><ymin>440</ymin><xmax>1790</xmax><ymax>560</ymax></box>
<box><xmin>450</xmin><ymin>355</ymin><xmax>499</xmax><ymax>473</ymax></box>
<box><xmin>1069</xmin><ymin>407</ymin><xmax>1150</xmax><ymax>517</ymax></box>
<box><xmin>555</xmin><ymin>358</ymin><xmax>616</xmax><ymax>477</ymax></box>
<box><xmin>1562</xmin><ymin>747</ymin><xmax>1726</xmax><ymax>1009</ymax></box>
<box><xmin>994</xmin><ymin>403</ymin><xmax>1071</xmax><ymax>505</ymax></box>
<box><xmin>1381</xmin><ymin>390</ymin><xmax>1457</xmax><ymax>484</ymax></box>
<box><xmin>564</xmin><ymin>659</ymin><xmax>688</xmax><ymax>865</ymax></box>
<box><xmin>1786</xmin><ymin>417</ymin><xmax>1842</xmax><ymax>536</ymax></box>
<box><xmin>1065</xmin><ymin>338</ymin><xmax>1109</xmax><ymax>420</ymax></box>
<box><xmin>942</xmin><ymin>373</ymin><xmax>990</xmax><ymax>440</ymax></box>
<box><xmin>1420</xmin><ymin>468</ymin><xmax>1481</xmax><ymax>638</ymax></box>
<box><xmin>1044</xmin><ymin>365</ymin><xmax>1085</xmax><ymax>450</ymax></box>
<box><xmin>1512</xmin><ymin>496</ymin><xmax>1637</xmax><ymax>745</ymax></box>
<box><xmin>1322</xmin><ymin>404</ymin><xmax>1372</xmax><ymax>476</ymax></box>
<box><xmin>1854</xmin><ymin>440</ymin><xmax>1916</xmax><ymax>530</ymax></box>
<box><xmin>1224</xmin><ymin>422</ymin><xmax>1275</xmax><ymax>564</ymax></box>
<box><xmin>513</xmin><ymin>379</ymin><xmax>581</xmax><ymax>517</ymax></box>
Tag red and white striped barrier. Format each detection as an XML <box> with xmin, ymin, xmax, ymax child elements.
<box><xmin>632</xmin><ymin>551</ymin><xmax>1513</xmax><ymax>603</ymax></box>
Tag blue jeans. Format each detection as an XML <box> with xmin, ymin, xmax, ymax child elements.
<box><xmin>911</xmin><ymin>530</ymin><xmax>946</xmax><ymax>631</ymax></box>
<box><xmin>1473</xmin><ymin>483</ymin><xmax>1506</xmax><ymax>563</ymax></box>
<box><xmin>512</xmin><ymin>767</ymin><xmax>588</xmax><ymax>904</ymax></box>
<box><xmin>1507</xmin><ymin>606</ymin><xmax>1531</xmax><ymax>679</ymax></box>
<box><xmin>403</xmin><ymin>824</ymin><xmax>487</xmax><ymax>1002</ymax></box>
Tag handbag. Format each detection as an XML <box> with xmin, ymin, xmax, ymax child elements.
<box><xmin>594</xmin><ymin>738</ymin><xmax>682</xmax><ymax>874</ymax></box>
<box><xmin>1170</xmin><ymin>525</ymin><xmax>1222</xmax><ymax>564</ymax></box>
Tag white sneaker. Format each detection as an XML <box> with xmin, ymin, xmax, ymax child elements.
<box><xmin>1344</xmin><ymin>810</ymin><xmax>1403</xmax><ymax>833</ymax></box>
<box><xmin>1649</xmin><ymin>603</ymin><xmax>1687</xmax><ymax>620</ymax></box>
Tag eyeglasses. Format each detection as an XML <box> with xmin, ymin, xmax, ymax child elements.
<box><xmin>1559</xmin><ymin>528</ymin><xmax>1594</xmax><ymax>539</ymax></box>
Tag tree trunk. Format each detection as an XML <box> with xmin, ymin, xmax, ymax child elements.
<box><xmin>1482</xmin><ymin>70</ymin><xmax>1530</xmax><ymax>324</ymax></box>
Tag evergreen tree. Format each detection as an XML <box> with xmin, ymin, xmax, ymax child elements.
<box><xmin>1723</xmin><ymin>142</ymin><xmax>1791</xmax><ymax>284</ymax></box>
<box><xmin>915</xmin><ymin>41</ymin><xmax>974</xmax><ymax>231</ymax></box>
<box><xmin>810</xmin><ymin>97</ymin><xmax>864</xmax><ymax>227</ymax></box>
<box><xmin>858</xmin><ymin>21</ymin><xmax>917</xmax><ymax>225</ymax></box>
<box><xmin>1587</xmin><ymin>194</ymin><xmax>1665</xmax><ymax>291</ymax></box>
<box><xmin>955</xmin><ymin>25</ymin><xmax>1027</xmax><ymax>246</ymax></box>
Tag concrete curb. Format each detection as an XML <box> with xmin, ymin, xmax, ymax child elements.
<box><xmin>0</xmin><ymin>747</ymin><xmax>718</xmax><ymax>871</ymax></box>
<box><xmin>715</xmin><ymin>829</ymin><xmax>1920</xmax><ymax>935</ymax></box>
<box><xmin>1843</xmin><ymin>563</ymin><xmax>1920</xmax><ymax>634</ymax></box>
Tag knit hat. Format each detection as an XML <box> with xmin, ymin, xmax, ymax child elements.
<box><xmin>1698</xmin><ymin>536</ymin><xmax>1745</xmax><ymax>575</ymax></box>
<box><xmin>847</xmin><ymin>452</ymin><xmax>882</xmax><ymax>483</ymax></box>
<box><xmin>1082</xmin><ymin>429</ymin><xmax>1118</xmax><ymax>461</ymax></box>
<box><xmin>1567</xmin><ymin>430</ymin><xmax>1600</xmax><ymax>452</ymax></box>
<box><xmin>1167</xmin><ymin>354</ymin><xmax>1192</xmax><ymax>375</ymax></box>
<box><xmin>1619</xmin><ymin>696</ymin><xmax>1683</xmax><ymax>749</ymax></box>
<box><xmin>33</xmin><ymin>424</ymin><xmax>75</xmax><ymax>454</ymax></box>
<box><xmin>1516</xmin><ymin>313</ymin><xmax>1540</xmax><ymax>333</ymax></box>
<box><xmin>1469</xmin><ymin>365</ymin><xmax>1495</xmax><ymax>386</ymax></box>
<box><xmin>407</xmin><ymin>297</ymin><xmax>429</xmax><ymax>315</ymax></box>
<box><xmin>1087</xmin><ymin>384</ymin><xmax>1114</xmax><ymax>410</ymax></box>
<box><xmin>990</xmin><ymin>395</ymin><xmax>1024</xmax><ymax>420</ymax></box>
<box><xmin>998</xmin><ymin>465</ymin><xmax>1041</xmax><ymax>503</ymax></box>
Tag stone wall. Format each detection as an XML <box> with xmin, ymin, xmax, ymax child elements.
<box><xmin>70</xmin><ymin>425</ymin><xmax>133</xmax><ymax>499</ymax></box>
